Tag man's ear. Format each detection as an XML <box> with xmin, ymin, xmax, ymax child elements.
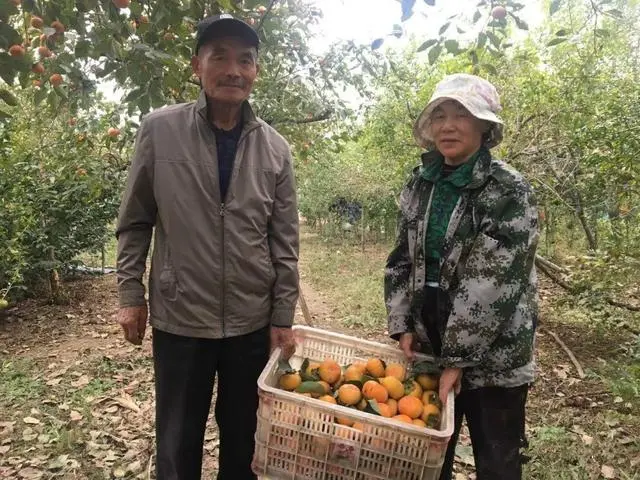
<box><xmin>191</xmin><ymin>55</ymin><xmax>200</xmax><ymax>77</ymax></box>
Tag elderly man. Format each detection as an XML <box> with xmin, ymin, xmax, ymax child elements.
<box><xmin>115</xmin><ymin>14</ymin><xmax>299</xmax><ymax>480</ymax></box>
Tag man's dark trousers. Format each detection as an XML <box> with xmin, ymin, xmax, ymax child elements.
<box><xmin>152</xmin><ymin>325</ymin><xmax>270</xmax><ymax>480</ymax></box>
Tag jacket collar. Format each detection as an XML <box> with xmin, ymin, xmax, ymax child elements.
<box><xmin>195</xmin><ymin>88</ymin><xmax>260</xmax><ymax>129</ymax></box>
<box><xmin>420</xmin><ymin>147</ymin><xmax>493</xmax><ymax>190</ymax></box>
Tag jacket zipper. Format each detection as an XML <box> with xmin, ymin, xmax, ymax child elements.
<box><xmin>220</xmin><ymin>201</ymin><xmax>226</xmax><ymax>336</ymax></box>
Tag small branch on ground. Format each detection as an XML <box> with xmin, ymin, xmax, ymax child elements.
<box><xmin>606</xmin><ymin>297</ymin><xmax>640</xmax><ymax>312</ymax></box>
<box><xmin>541</xmin><ymin>327</ymin><xmax>585</xmax><ymax>379</ymax></box>
<box><xmin>535</xmin><ymin>258</ymin><xmax>574</xmax><ymax>292</ymax></box>
<box><xmin>536</xmin><ymin>254</ymin><xmax>569</xmax><ymax>274</ymax></box>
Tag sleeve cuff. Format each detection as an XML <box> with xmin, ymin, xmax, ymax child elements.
<box><xmin>437</xmin><ymin>357</ymin><xmax>480</xmax><ymax>369</ymax></box>
<box><xmin>388</xmin><ymin>315</ymin><xmax>413</xmax><ymax>340</ymax></box>
<box><xmin>271</xmin><ymin>307</ymin><xmax>295</xmax><ymax>328</ymax></box>
<box><xmin>118</xmin><ymin>288</ymin><xmax>147</xmax><ymax>308</ymax></box>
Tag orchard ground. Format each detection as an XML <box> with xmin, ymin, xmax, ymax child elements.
<box><xmin>0</xmin><ymin>227</ymin><xmax>638</xmax><ymax>479</ymax></box>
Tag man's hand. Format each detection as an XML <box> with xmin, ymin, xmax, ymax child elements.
<box><xmin>116</xmin><ymin>305</ymin><xmax>148</xmax><ymax>345</ymax></box>
<box><xmin>399</xmin><ymin>332</ymin><xmax>420</xmax><ymax>361</ymax></box>
<box><xmin>270</xmin><ymin>327</ymin><xmax>296</xmax><ymax>360</ymax></box>
<box><xmin>439</xmin><ymin>367</ymin><xmax>462</xmax><ymax>405</ymax></box>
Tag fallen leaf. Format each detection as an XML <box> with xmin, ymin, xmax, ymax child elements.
<box><xmin>46</xmin><ymin>378</ymin><xmax>62</xmax><ymax>386</ymax></box>
<box><xmin>112</xmin><ymin>394</ymin><xmax>140</xmax><ymax>413</ymax></box>
<box><xmin>18</xmin><ymin>467</ymin><xmax>43</xmax><ymax>479</ymax></box>
<box><xmin>22</xmin><ymin>427</ymin><xmax>37</xmax><ymax>441</ymax></box>
<box><xmin>23</xmin><ymin>417</ymin><xmax>40</xmax><ymax>425</ymax></box>
<box><xmin>601</xmin><ymin>465</ymin><xmax>615</xmax><ymax>478</ymax></box>
<box><xmin>613</xmin><ymin>396</ymin><xmax>623</xmax><ymax>404</ymax></box>
<box><xmin>127</xmin><ymin>460</ymin><xmax>142</xmax><ymax>473</ymax></box>
<box><xmin>581</xmin><ymin>434</ymin><xmax>593</xmax><ymax>446</ymax></box>
<box><xmin>71</xmin><ymin>375</ymin><xmax>90</xmax><ymax>388</ymax></box>
<box><xmin>69</xmin><ymin>411</ymin><xmax>83</xmax><ymax>422</ymax></box>
<box><xmin>605</xmin><ymin>417</ymin><xmax>620</xmax><ymax>427</ymax></box>
<box><xmin>0</xmin><ymin>445</ymin><xmax>10</xmax><ymax>454</ymax></box>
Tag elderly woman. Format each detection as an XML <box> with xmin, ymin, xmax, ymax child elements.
<box><xmin>384</xmin><ymin>74</ymin><xmax>539</xmax><ymax>480</ymax></box>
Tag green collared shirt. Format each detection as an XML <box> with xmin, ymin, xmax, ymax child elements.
<box><xmin>421</xmin><ymin>149</ymin><xmax>481</xmax><ymax>282</ymax></box>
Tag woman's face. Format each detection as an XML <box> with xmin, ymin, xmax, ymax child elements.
<box><xmin>429</xmin><ymin>100</ymin><xmax>488</xmax><ymax>165</ymax></box>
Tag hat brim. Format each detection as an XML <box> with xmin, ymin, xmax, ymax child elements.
<box><xmin>196</xmin><ymin>18</ymin><xmax>259</xmax><ymax>54</ymax></box>
<box><xmin>413</xmin><ymin>95</ymin><xmax>504</xmax><ymax>149</ymax></box>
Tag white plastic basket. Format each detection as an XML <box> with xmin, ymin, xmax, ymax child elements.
<box><xmin>253</xmin><ymin>326</ymin><xmax>454</xmax><ymax>480</ymax></box>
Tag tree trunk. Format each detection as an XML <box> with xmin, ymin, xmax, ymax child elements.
<box><xmin>48</xmin><ymin>248</ymin><xmax>62</xmax><ymax>304</ymax></box>
<box><xmin>572</xmin><ymin>190</ymin><xmax>598</xmax><ymax>251</ymax></box>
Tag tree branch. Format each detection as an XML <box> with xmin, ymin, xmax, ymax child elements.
<box><xmin>541</xmin><ymin>327</ymin><xmax>585</xmax><ymax>379</ymax></box>
<box><xmin>269</xmin><ymin>110</ymin><xmax>333</xmax><ymax>126</ymax></box>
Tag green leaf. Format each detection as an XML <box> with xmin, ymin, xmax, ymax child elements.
<box><xmin>401</xmin><ymin>0</ymin><xmax>416</xmax><ymax>21</ymax></box>
<box><xmin>34</xmin><ymin>86</ymin><xmax>47</xmax><ymax>106</ymax></box>
<box><xmin>482</xmin><ymin>63</ymin><xmax>498</xmax><ymax>75</ymax></box>
<box><xmin>428</xmin><ymin>44</ymin><xmax>443</xmax><ymax>64</ymax></box>
<box><xmin>361</xmin><ymin>375</ymin><xmax>379</xmax><ymax>384</ymax></box>
<box><xmin>550</xmin><ymin>0</ymin><xmax>562</xmax><ymax>15</ymax></box>
<box><xmin>424</xmin><ymin>0</ymin><xmax>435</xmax><ymax>5</ymax></box>
<box><xmin>477</xmin><ymin>32</ymin><xmax>488</xmax><ymax>49</ymax></box>
<box><xmin>344</xmin><ymin>379</ymin><xmax>363</xmax><ymax>389</ymax></box>
<box><xmin>301</xmin><ymin>358</ymin><xmax>310</xmax><ymax>374</ymax></box>
<box><xmin>555</xmin><ymin>29</ymin><xmax>569</xmax><ymax>37</ymax></box>
<box><xmin>547</xmin><ymin>37</ymin><xmax>567</xmax><ymax>46</ymax></box>
<box><xmin>53</xmin><ymin>86</ymin><xmax>68</xmax><ymax>101</ymax></box>
<box><xmin>410</xmin><ymin>361</ymin><xmax>441</xmax><ymax>376</ymax></box>
<box><xmin>371</xmin><ymin>38</ymin><xmax>384</xmax><ymax>50</ymax></box>
<box><xmin>444</xmin><ymin>39</ymin><xmax>460</xmax><ymax>54</ymax></box>
<box><xmin>473</xmin><ymin>10</ymin><xmax>482</xmax><ymax>23</ymax></box>
<box><xmin>364</xmin><ymin>399</ymin><xmax>382</xmax><ymax>416</ymax></box>
<box><xmin>0</xmin><ymin>89</ymin><xmax>18</xmax><ymax>107</ymax></box>
<box><xmin>486</xmin><ymin>31</ymin><xmax>501</xmax><ymax>48</ymax></box>
<box><xmin>438</xmin><ymin>22</ymin><xmax>450</xmax><ymax>35</ymax></box>
<box><xmin>510</xmin><ymin>14</ymin><xmax>529</xmax><ymax>30</ymax></box>
<box><xmin>295</xmin><ymin>381</ymin><xmax>326</xmax><ymax>396</ymax></box>
<box><xmin>417</xmin><ymin>39</ymin><xmax>438</xmax><ymax>52</ymax></box>
<box><xmin>277</xmin><ymin>358</ymin><xmax>295</xmax><ymax>374</ymax></box>
<box><xmin>0</xmin><ymin>109</ymin><xmax>12</xmax><ymax>121</ymax></box>
<box><xmin>605</xmin><ymin>9</ymin><xmax>623</xmax><ymax>18</ymax></box>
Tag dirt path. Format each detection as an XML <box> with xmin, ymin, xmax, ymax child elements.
<box><xmin>0</xmin><ymin>271</ymin><xmax>366</xmax><ymax>480</ymax></box>
<box><xmin>1</xmin><ymin>267</ymin><xmax>638</xmax><ymax>479</ymax></box>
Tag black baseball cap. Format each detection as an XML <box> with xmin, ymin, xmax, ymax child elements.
<box><xmin>195</xmin><ymin>14</ymin><xmax>259</xmax><ymax>54</ymax></box>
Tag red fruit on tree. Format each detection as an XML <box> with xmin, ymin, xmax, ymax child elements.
<box><xmin>9</xmin><ymin>44</ymin><xmax>25</xmax><ymax>56</ymax></box>
<box><xmin>10</xmin><ymin>0</ymin><xmax>21</xmax><ymax>5</ymax></box>
<box><xmin>50</xmin><ymin>73</ymin><xmax>63</xmax><ymax>87</ymax></box>
<box><xmin>31</xmin><ymin>62</ymin><xmax>45</xmax><ymax>74</ymax></box>
<box><xmin>38</xmin><ymin>46</ymin><xmax>52</xmax><ymax>57</ymax></box>
<box><xmin>491</xmin><ymin>6</ymin><xmax>507</xmax><ymax>19</ymax></box>
<box><xmin>30</xmin><ymin>16</ymin><xmax>44</xmax><ymax>29</ymax></box>
<box><xmin>257</xmin><ymin>5</ymin><xmax>267</xmax><ymax>14</ymax></box>
<box><xmin>51</xmin><ymin>20</ymin><xmax>65</xmax><ymax>33</ymax></box>
<box><xmin>107</xmin><ymin>127</ymin><xmax>120</xmax><ymax>137</ymax></box>
<box><xmin>112</xmin><ymin>0</ymin><xmax>131</xmax><ymax>8</ymax></box>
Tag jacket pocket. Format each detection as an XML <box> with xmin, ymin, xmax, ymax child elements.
<box><xmin>159</xmin><ymin>247</ymin><xmax>178</xmax><ymax>302</ymax></box>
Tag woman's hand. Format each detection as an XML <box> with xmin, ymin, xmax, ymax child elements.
<box><xmin>399</xmin><ymin>332</ymin><xmax>420</xmax><ymax>361</ymax></box>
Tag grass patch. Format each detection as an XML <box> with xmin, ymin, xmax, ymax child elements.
<box><xmin>301</xmin><ymin>230</ymin><xmax>390</xmax><ymax>331</ymax></box>
<box><xmin>0</xmin><ymin>358</ymin><xmax>45</xmax><ymax>404</ymax></box>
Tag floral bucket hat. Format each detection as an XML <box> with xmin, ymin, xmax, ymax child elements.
<box><xmin>413</xmin><ymin>73</ymin><xmax>504</xmax><ymax>149</ymax></box>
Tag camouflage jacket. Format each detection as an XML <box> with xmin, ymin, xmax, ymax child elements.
<box><xmin>384</xmin><ymin>148</ymin><xmax>539</xmax><ymax>389</ymax></box>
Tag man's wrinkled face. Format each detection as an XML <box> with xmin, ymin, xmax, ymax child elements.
<box><xmin>191</xmin><ymin>37</ymin><xmax>259</xmax><ymax>106</ymax></box>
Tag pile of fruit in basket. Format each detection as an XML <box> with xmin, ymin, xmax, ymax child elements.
<box><xmin>277</xmin><ymin>357</ymin><xmax>443</xmax><ymax>430</ymax></box>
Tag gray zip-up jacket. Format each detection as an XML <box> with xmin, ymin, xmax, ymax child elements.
<box><xmin>116</xmin><ymin>90</ymin><xmax>300</xmax><ymax>339</ymax></box>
